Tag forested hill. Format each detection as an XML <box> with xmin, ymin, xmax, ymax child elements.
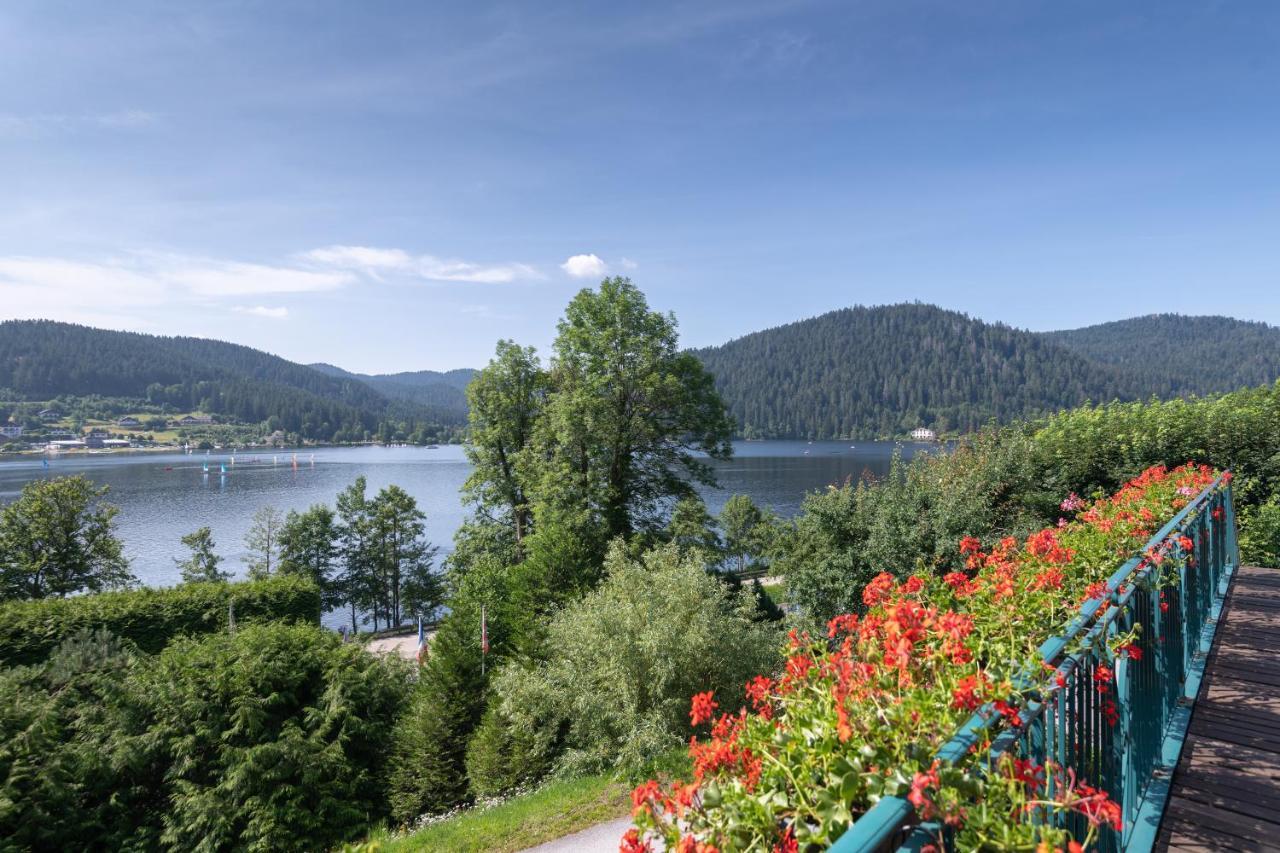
<box><xmin>0</xmin><ymin>320</ymin><xmax>458</xmax><ymax>441</ymax></box>
<box><xmin>310</xmin><ymin>363</ymin><xmax>474</xmax><ymax>416</ymax></box>
<box><xmin>692</xmin><ymin>304</ymin><xmax>1134</xmax><ymax>439</ymax></box>
<box><xmin>1043</xmin><ymin>314</ymin><xmax>1280</xmax><ymax>397</ymax></box>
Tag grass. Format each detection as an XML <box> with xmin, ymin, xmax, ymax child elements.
<box><xmin>761</xmin><ymin>581</ymin><xmax>785</xmax><ymax>604</ymax></box>
<box><xmin>370</xmin><ymin>750</ymin><xmax>692</xmax><ymax>853</ymax></box>
<box><xmin>375</xmin><ymin>774</ymin><xmax>630</xmax><ymax>853</ymax></box>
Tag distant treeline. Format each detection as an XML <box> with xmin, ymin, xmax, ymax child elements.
<box><xmin>694</xmin><ymin>304</ymin><xmax>1280</xmax><ymax>439</ymax></box>
<box><xmin>0</xmin><ymin>320</ymin><xmax>463</xmax><ymax>442</ymax></box>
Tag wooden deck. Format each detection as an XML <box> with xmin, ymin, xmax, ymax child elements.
<box><xmin>1155</xmin><ymin>565</ymin><xmax>1280</xmax><ymax>852</ymax></box>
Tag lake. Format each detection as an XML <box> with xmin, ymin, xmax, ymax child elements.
<box><xmin>0</xmin><ymin>440</ymin><xmax>933</xmax><ymax>624</ymax></box>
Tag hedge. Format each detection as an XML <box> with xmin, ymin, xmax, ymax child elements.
<box><xmin>0</xmin><ymin>575</ymin><xmax>321</xmax><ymax>667</ymax></box>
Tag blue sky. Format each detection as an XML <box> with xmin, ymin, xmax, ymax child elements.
<box><xmin>1</xmin><ymin>1</ymin><xmax>1278</xmax><ymax>372</ymax></box>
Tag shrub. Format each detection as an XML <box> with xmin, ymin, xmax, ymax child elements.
<box><xmin>468</xmin><ymin>543</ymin><xmax>780</xmax><ymax>795</ymax></box>
<box><xmin>1241</xmin><ymin>497</ymin><xmax>1280</xmax><ymax>568</ymax></box>
<box><xmin>0</xmin><ymin>629</ymin><xmax>165</xmax><ymax>849</ymax></box>
<box><xmin>0</xmin><ymin>622</ymin><xmax>408</xmax><ymax>851</ymax></box>
<box><xmin>0</xmin><ymin>575</ymin><xmax>321</xmax><ymax>667</ymax></box>
<box><xmin>779</xmin><ymin>430</ymin><xmax>1047</xmax><ymax>625</ymax></box>
<box><xmin>140</xmin><ymin>623</ymin><xmax>411</xmax><ymax>851</ymax></box>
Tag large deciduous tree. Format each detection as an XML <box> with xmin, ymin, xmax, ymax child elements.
<box><xmin>534</xmin><ymin>277</ymin><xmax>734</xmax><ymax>539</ymax></box>
<box><xmin>462</xmin><ymin>340</ymin><xmax>546</xmax><ymax>553</ymax></box>
<box><xmin>0</xmin><ymin>476</ymin><xmax>133</xmax><ymax>600</ymax></box>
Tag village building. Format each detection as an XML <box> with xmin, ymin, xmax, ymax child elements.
<box><xmin>910</xmin><ymin>426</ymin><xmax>937</xmax><ymax>441</ymax></box>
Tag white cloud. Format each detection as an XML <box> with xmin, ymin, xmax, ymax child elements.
<box><xmin>233</xmin><ymin>305</ymin><xmax>289</xmax><ymax>319</ymax></box>
<box><xmin>305</xmin><ymin>244</ymin><xmax>541</xmax><ymax>284</ymax></box>
<box><xmin>561</xmin><ymin>253</ymin><xmax>608</xmax><ymax>279</ymax></box>
<box><xmin>156</xmin><ymin>257</ymin><xmax>352</xmax><ymax>296</ymax></box>
<box><xmin>302</xmin><ymin>245</ymin><xmax>412</xmax><ymax>271</ymax></box>
<box><xmin>0</xmin><ymin>253</ymin><xmax>350</xmax><ymax>332</ymax></box>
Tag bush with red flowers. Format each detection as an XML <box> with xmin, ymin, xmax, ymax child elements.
<box><xmin>627</xmin><ymin>463</ymin><xmax>1219</xmax><ymax>851</ymax></box>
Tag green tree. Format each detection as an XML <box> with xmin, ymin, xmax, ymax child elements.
<box><xmin>337</xmin><ymin>476</ymin><xmax>377</xmax><ymax>630</ymax></box>
<box><xmin>387</xmin><ymin>557</ymin><xmax>518</xmax><ymax>819</ymax></box>
<box><xmin>463</xmin><ymin>341</ymin><xmax>547</xmax><ymax>549</ymax></box>
<box><xmin>371</xmin><ymin>485</ymin><xmax>440</xmax><ymax>626</ymax></box>
<box><xmin>244</xmin><ymin>505</ymin><xmax>284</xmax><ymax>580</ymax></box>
<box><xmin>467</xmin><ymin>542</ymin><xmax>781</xmax><ymax>792</ymax></box>
<box><xmin>534</xmin><ymin>278</ymin><xmax>734</xmax><ymax>539</ymax></box>
<box><xmin>0</xmin><ymin>476</ymin><xmax>133</xmax><ymax>600</ymax></box>
<box><xmin>176</xmin><ymin>526</ymin><xmax>229</xmax><ymax>583</ymax></box>
<box><xmin>278</xmin><ymin>504</ymin><xmax>342</xmax><ymax>610</ymax></box>
<box><xmin>718</xmin><ymin>494</ymin><xmax>779</xmax><ymax>574</ymax></box>
<box><xmin>666</xmin><ymin>496</ymin><xmax>720</xmax><ymax>561</ymax></box>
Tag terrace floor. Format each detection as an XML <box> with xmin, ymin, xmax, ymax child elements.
<box><xmin>1155</xmin><ymin>565</ymin><xmax>1280</xmax><ymax>852</ymax></box>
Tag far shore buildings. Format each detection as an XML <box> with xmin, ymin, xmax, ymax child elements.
<box><xmin>117</xmin><ymin>416</ymin><xmax>141</xmax><ymax>428</ymax></box>
<box><xmin>38</xmin><ymin>408</ymin><xmax>59</xmax><ymax>421</ymax></box>
<box><xmin>911</xmin><ymin>426</ymin><xmax>938</xmax><ymax>442</ymax></box>
<box><xmin>0</xmin><ymin>425</ymin><xmax>23</xmax><ymax>439</ymax></box>
<box><xmin>177</xmin><ymin>414</ymin><xmax>214</xmax><ymax>426</ymax></box>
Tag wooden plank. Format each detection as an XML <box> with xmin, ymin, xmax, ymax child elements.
<box><xmin>1161</xmin><ymin>793</ymin><xmax>1280</xmax><ymax>845</ymax></box>
<box><xmin>1156</xmin><ymin>566</ymin><xmax>1280</xmax><ymax>852</ymax></box>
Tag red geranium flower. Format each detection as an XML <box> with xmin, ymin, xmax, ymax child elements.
<box><xmin>689</xmin><ymin>691</ymin><xmax>717</xmax><ymax>727</ymax></box>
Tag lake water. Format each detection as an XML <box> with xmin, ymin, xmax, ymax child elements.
<box><xmin>0</xmin><ymin>441</ymin><xmax>932</xmax><ymax>624</ymax></box>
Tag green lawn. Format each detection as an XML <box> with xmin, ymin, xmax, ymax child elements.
<box><xmin>761</xmin><ymin>581</ymin><xmax>785</xmax><ymax>603</ymax></box>
<box><xmin>376</xmin><ymin>774</ymin><xmax>630</xmax><ymax>853</ymax></box>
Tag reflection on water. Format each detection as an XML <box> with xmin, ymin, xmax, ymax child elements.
<box><xmin>0</xmin><ymin>440</ymin><xmax>933</xmax><ymax>623</ymax></box>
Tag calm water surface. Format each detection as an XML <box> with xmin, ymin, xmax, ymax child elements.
<box><xmin>0</xmin><ymin>441</ymin><xmax>932</xmax><ymax>622</ymax></box>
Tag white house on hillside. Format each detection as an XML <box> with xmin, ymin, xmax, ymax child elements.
<box><xmin>911</xmin><ymin>427</ymin><xmax>937</xmax><ymax>441</ymax></box>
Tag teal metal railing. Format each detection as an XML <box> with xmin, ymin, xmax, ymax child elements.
<box><xmin>830</xmin><ymin>474</ymin><xmax>1239</xmax><ymax>853</ymax></box>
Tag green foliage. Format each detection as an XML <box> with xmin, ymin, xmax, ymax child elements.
<box><xmin>470</xmin><ymin>543</ymin><xmax>780</xmax><ymax>791</ymax></box>
<box><xmin>0</xmin><ymin>474</ymin><xmax>134</xmax><ymax>600</ymax></box>
<box><xmin>334</xmin><ymin>478</ymin><xmax>443</xmax><ymax>631</ymax></box>
<box><xmin>141</xmin><ymin>624</ymin><xmax>411</xmax><ymax>851</ymax></box>
<box><xmin>537</xmin><ymin>278</ymin><xmax>734</xmax><ymax>538</ymax></box>
<box><xmin>279</xmin><ymin>504</ymin><xmax>343</xmax><ymax>609</ymax></box>
<box><xmin>0</xmin><ymin>624</ymin><xmax>411</xmax><ymax>851</ymax></box>
<box><xmin>244</xmin><ymin>505</ymin><xmax>285</xmax><ymax>579</ymax></box>
<box><xmin>665</xmin><ymin>496</ymin><xmax>720</xmax><ymax>560</ymax></box>
<box><xmin>178</xmin><ymin>526</ymin><xmax>230</xmax><ymax>583</ymax></box>
<box><xmin>0</xmin><ymin>575</ymin><xmax>321</xmax><ymax>667</ymax></box>
<box><xmin>780</xmin><ymin>383</ymin><xmax>1280</xmax><ymax>624</ymax></box>
<box><xmin>0</xmin><ymin>628</ymin><xmax>165</xmax><ymax>850</ymax></box>
<box><xmin>780</xmin><ymin>432</ymin><xmax>1046</xmax><ymax>624</ymax></box>
<box><xmin>1241</xmin><ymin>498</ymin><xmax>1280</xmax><ymax>568</ymax></box>
<box><xmin>717</xmin><ymin>494</ymin><xmax>780</xmax><ymax>574</ymax></box>
<box><xmin>387</xmin><ymin>559</ymin><xmax>521</xmax><ymax>821</ymax></box>
<box><xmin>462</xmin><ymin>340</ymin><xmax>546</xmax><ymax>551</ymax></box>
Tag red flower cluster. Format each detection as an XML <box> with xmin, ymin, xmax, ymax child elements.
<box><xmin>628</xmin><ymin>462</ymin><xmax>1220</xmax><ymax>852</ymax></box>
<box><xmin>689</xmin><ymin>691</ymin><xmax>718</xmax><ymax>727</ymax></box>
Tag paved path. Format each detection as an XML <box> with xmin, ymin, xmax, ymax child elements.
<box><xmin>519</xmin><ymin>817</ymin><xmax>635</xmax><ymax>853</ymax></box>
<box><xmin>364</xmin><ymin>631</ymin><xmax>433</xmax><ymax>660</ymax></box>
